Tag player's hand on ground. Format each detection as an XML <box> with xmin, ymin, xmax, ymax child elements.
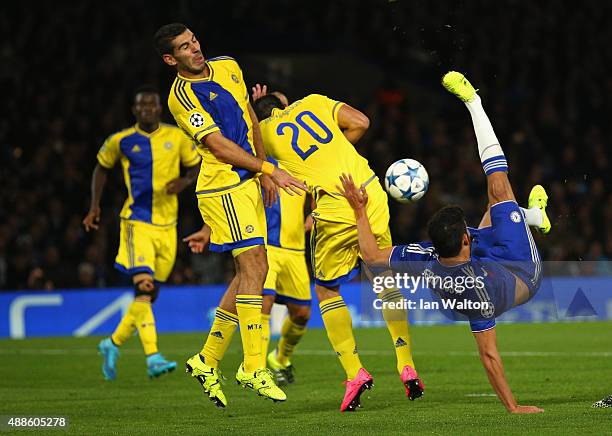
<box><xmin>260</xmin><ymin>173</ymin><xmax>279</xmax><ymax>207</ymax></box>
<box><xmin>270</xmin><ymin>167</ymin><xmax>307</xmax><ymax>195</ymax></box>
<box><xmin>165</xmin><ymin>177</ymin><xmax>190</xmax><ymax>195</ymax></box>
<box><xmin>510</xmin><ymin>405</ymin><xmax>544</xmax><ymax>414</ymax></box>
<box><xmin>337</xmin><ymin>173</ymin><xmax>368</xmax><ymax>210</ymax></box>
<box><xmin>82</xmin><ymin>207</ymin><xmax>101</xmax><ymax>231</ymax></box>
<box><xmin>183</xmin><ymin>225</ymin><xmax>211</xmax><ymax>253</ymax></box>
<box><xmin>251</xmin><ymin>84</ymin><xmax>268</xmax><ymax>101</ymax></box>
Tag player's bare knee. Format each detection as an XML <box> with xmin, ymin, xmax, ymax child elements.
<box><xmin>262</xmin><ymin>294</ymin><xmax>275</xmax><ymax>314</ymax></box>
<box><xmin>315</xmin><ymin>284</ymin><xmax>339</xmax><ymax>303</ymax></box>
<box><xmin>289</xmin><ymin>306</ymin><xmax>311</xmax><ymax>325</ymax></box>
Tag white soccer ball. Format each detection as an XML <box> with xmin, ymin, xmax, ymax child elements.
<box><xmin>384</xmin><ymin>158</ymin><xmax>429</xmax><ymax>203</ymax></box>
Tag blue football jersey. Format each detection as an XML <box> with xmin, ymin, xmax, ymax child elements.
<box><xmin>388</xmin><ymin>235</ymin><xmax>518</xmax><ymax>332</ymax></box>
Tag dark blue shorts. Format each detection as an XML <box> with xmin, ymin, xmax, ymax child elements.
<box><xmin>471</xmin><ymin>201</ymin><xmax>542</xmax><ymax>294</ymax></box>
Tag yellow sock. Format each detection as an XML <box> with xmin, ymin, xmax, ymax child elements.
<box><xmin>111</xmin><ymin>301</ymin><xmax>140</xmax><ymax>346</ymax></box>
<box><xmin>132</xmin><ymin>301</ymin><xmax>158</xmax><ymax>356</ymax></box>
<box><xmin>320</xmin><ymin>296</ymin><xmax>362</xmax><ymax>380</ymax></box>
<box><xmin>260</xmin><ymin>314</ymin><xmax>271</xmax><ymax>368</ymax></box>
<box><xmin>379</xmin><ymin>289</ymin><xmax>415</xmax><ymax>373</ymax></box>
<box><xmin>276</xmin><ymin>316</ymin><xmax>307</xmax><ymax>366</ymax></box>
<box><xmin>200</xmin><ymin>307</ymin><xmax>238</xmax><ymax>368</ymax></box>
<box><xmin>236</xmin><ymin>294</ymin><xmax>263</xmax><ymax>373</ymax></box>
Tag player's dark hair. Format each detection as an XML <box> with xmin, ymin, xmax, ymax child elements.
<box><xmin>252</xmin><ymin>95</ymin><xmax>284</xmax><ymax>121</ymax></box>
<box><xmin>133</xmin><ymin>84</ymin><xmax>160</xmax><ymax>102</ymax></box>
<box><xmin>427</xmin><ymin>205</ymin><xmax>468</xmax><ymax>258</ymax></box>
<box><xmin>153</xmin><ymin>23</ymin><xmax>188</xmax><ymax>56</ymax></box>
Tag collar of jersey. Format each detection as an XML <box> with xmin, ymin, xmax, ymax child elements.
<box><xmin>134</xmin><ymin>124</ymin><xmax>162</xmax><ymax>137</ymax></box>
<box><xmin>177</xmin><ymin>62</ymin><xmax>214</xmax><ymax>82</ymax></box>
<box><xmin>435</xmin><ymin>258</ymin><xmax>470</xmax><ymax>268</ymax></box>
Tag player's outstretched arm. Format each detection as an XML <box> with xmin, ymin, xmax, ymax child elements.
<box><xmin>338</xmin><ymin>174</ymin><xmax>392</xmax><ymax>267</ymax></box>
<box><xmin>336</xmin><ymin>104</ymin><xmax>370</xmax><ymax>144</ymax></box>
<box><xmin>473</xmin><ymin>328</ymin><xmax>544</xmax><ymax>414</ymax></box>
<box><xmin>83</xmin><ymin>163</ymin><xmax>109</xmax><ymax>231</ymax></box>
<box><xmin>203</xmin><ymin>131</ymin><xmax>306</xmax><ymax>195</ymax></box>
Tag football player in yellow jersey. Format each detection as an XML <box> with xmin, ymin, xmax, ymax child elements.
<box><xmin>184</xmin><ymin>88</ymin><xmax>312</xmax><ymax>387</ymax></box>
<box><xmin>249</xmin><ymin>86</ymin><xmax>312</xmax><ymax>384</ymax></box>
<box><xmin>253</xmin><ymin>93</ymin><xmax>425</xmax><ymax>411</ymax></box>
<box><xmin>153</xmin><ymin>23</ymin><xmax>306</xmax><ymax>406</ymax></box>
<box><xmin>260</xmin><ymin>157</ymin><xmax>312</xmax><ymax>386</ymax></box>
<box><xmin>82</xmin><ymin>85</ymin><xmax>201</xmax><ymax>381</ymax></box>
<box><xmin>184</xmin><ymin>168</ymin><xmax>313</xmax><ymax>386</ymax></box>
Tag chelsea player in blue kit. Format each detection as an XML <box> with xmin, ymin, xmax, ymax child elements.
<box><xmin>339</xmin><ymin>72</ymin><xmax>551</xmax><ymax>414</ymax></box>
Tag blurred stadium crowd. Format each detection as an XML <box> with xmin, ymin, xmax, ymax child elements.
<box><xmin>1</xmin><ymin>1</ymin><xmax>610</xmax><ymax>290</ymax></box>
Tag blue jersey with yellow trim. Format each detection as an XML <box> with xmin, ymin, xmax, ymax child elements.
<box><xmin>259</xmin><ymin>94</ymin><xmax>375</xmax><ymax>197</ymax></box>
<box><xmin>97</xmin><ymin>123</ymin><xmax>200</xmax><ymax>226</ymax></box>
<box><xmin>264</xmin><ymin>158</ymin><xmax>306</xmax><ymax>251</ymax></box>
<box><xmin>167</xmin><ymin>56</ymin><xmax>256</xmax><ymax>197</ymax></box>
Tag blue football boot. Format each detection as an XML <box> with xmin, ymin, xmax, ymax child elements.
<box><xmin>147</xmin><ymin>353</ymin><xmax>177</xmax><ymax>379</ymax></box>
<box><xmin>98</xmin><ymin>338</ymin><xmax>120</xmax><ymax>381</ymax></box>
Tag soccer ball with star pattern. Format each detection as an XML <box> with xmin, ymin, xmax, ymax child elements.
<box><xmin>384</xmin><ymin>158</ymin><xmax>429</xmax><ymax>203</ymax></box>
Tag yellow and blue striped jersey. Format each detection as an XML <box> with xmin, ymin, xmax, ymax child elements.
<box><xmin>167</xmin><ymin>56</ymin><xmax>257</xmax><ymax>198</ymax></box>
<box><xmin>264</xmin><ymin>159</ymin><xmax>307</xmax><ymax>251</ymax></box>
<box><xmin>97</xmin><ymin>123</ymin><xmax>200</xmax><ymax>226</ymax></box>
<box><xmin>259</xmin><ymin>94</ymin><xmax>375</xmax><ymax>199</ymax></box>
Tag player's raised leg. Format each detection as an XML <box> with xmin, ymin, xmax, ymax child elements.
<box><xmin>444</xmin><ymin>71</ymin><xmax>549</xmax><ymax>240</ymax></box>
<box><xmin>442</xmin><ymin>71</ymin><xmax>514</xmax><ymax>204</ymax></box>
<box><xmin>443</xmin><ymin>70</ymin><xmax>542</xmax><ymax>304</ymax></box>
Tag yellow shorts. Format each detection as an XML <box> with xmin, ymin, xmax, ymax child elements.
<box><xmin>311</xmin><ymin>178</ymin><xmax>392</xmax><ymax>287</ymax></box>
<box><xmin>115</xmin><ymin>219</ymin><xmax>177</xmax><ymax>282</ymax></box>
<box><xmin>263</xmin><ymin>245</ymin><xmax>311</xmax><ymax>305</ymax></box>
<box><xmin>198</xmin><ymin>179</ymin><xmax>267</xmax><ymax>255</ymax></box>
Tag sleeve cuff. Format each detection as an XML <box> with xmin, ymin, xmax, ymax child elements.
<box><xmin>96</xmin><ymin>157</ymin><xmax>114</xmax><ymax>169</ymax></box>
<box><xmin>332</xmin><ymin>101</ymin><xmax>345</xmax><ymax>121</ymax></box>
<box><xmin>194</xmin><ymin>124</ymin><xmax>220</xmax><ymax>142</ymax></box>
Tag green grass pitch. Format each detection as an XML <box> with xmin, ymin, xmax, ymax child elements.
<box><xmin>1</xmin><ymin>322</ymin><xmax>611</xmax><ymax>435</ymax></box>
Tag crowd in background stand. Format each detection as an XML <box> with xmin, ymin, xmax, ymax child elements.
<box><xmin>1</xmin><ymin>1</ymin><xmax>610</xmax><ymax>290</ymax></box>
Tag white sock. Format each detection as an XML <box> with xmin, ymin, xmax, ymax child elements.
<box><xmin>465</xmin><ymin>95</ymin><xmax>508</xmax><ymax>175</ymax></box>
<box><xmin>520</xmin><ymin>207</ymin><xmax>543</xmax><ymax>227</ymax></box>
